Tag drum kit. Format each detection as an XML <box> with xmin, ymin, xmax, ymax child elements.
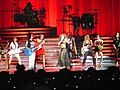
<box><xmin>14</xmin><ymin>2</ymin><xmax>46</xmax><ymax>28</ymax></box>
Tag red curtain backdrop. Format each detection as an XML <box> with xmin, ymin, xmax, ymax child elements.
<box><xmin>0</xmin><ymin>0</ymin><xmax>120</xmax><ymax>36</ymax></box>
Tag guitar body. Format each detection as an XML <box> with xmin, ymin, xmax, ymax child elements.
<box><xmin>81</xmin><ymin>45</ymin><xmax>91</xmax><ymax>55</ymax></box>
<box><xmin>0</xmin><ymin>50</ymin><xmax>5</xmax><ymax>54</ymax></box>
<box><xmin>8</xmin><ymin>49</ymin><xmax>21</xmax><ymax>55</ymax></box>
<box><xmin>2</xmin><ymin>49</ymin><xmax>8</xmax><ymax>54</ymax></box>
<box><xmin>24</xmin><ymin>48</ymin><xmax>32</xmax><ymax>56</ymax></box>
<box><xmin>8</xmin><ymin>47</ymin><xmax>25</xmax><ymax>55</ymax></box>
<box><xmin>95</xmin><ymin>45</ymin><xmax>103</xmax><ymax>51</ymax></box>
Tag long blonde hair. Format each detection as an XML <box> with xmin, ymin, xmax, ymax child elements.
<box><xmin>83</xmin><ymin>35</ymin><xmax>92</xmax><ymax>46</ymax></box>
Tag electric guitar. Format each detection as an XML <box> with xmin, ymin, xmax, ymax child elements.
<box><xmin>24</xmin><ymin>40</ymin><xmax>44</xmax><ymax>56</ymax></box>
<box><xmin>8</xmin><ymin>47</ymin><xmax>25</xmax><ymax>55</ymax></box>
<box><xmin>24</xmin><ymin>47</ymin><xmax>33</xmax><ymax>56</ymax></box>
<box><xmin>81</xmin><ymin>45</ymin><xmax>92</xmax><ymax>55</ymax></box>
<box><xmin>0</xmin><ymin>49</ymin><xmax>8</xmax><ymax>54</ymax></box>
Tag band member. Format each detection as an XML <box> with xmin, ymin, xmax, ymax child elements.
<box><xmin>113</xmin><ymin>32</ymin><xmax>120</xmax><ymax>66</ymax></box>
<box><xmin>24</xmin><ymin>2</ymin><xmax>39</xmax><ymax>27</ymax></box>
<box><xmin>94</xmin><ymin>35</ymin><xmax>103</xmax><ymax>67</ymax></box>
<box><xmin>8</xmin><ymin>37</ymin><xmax>22</xmax><ymax>69</ymax></box>
<box><xmin>25</xmin><ymin>33</ymin><xmax>36</xmax><ymax>70</ymax></box>
<box><xmin>0</xmin><ymin>38</ymin><xmax>9</xmax><ymax>70</ymax></box>
<box><xmin>67</xmin><ymin>34</ymin><xmax>78</xmax><ymax>59</ymax></box>
<box><xmin>35</xmin><ymin>34</ymin><xmax>45</xmax><ymax>68</ymax></box>
<box><xmin>81</xmin><ymin>35</ymin><xmax>96</xmax><ymax>68</ymax></box>
<box><xmin>66</xmin><ymin>34</ymin><xmax>73</xmax><ymax>60</ymax></box>
<box><xmin>58</xmin><ymin>33</ymin><xmax>71</xmax><ymax>69</ymax></box>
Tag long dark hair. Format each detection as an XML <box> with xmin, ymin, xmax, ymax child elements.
<box><xmin>13</xmin><ymin>36</ymin><xmax>17</xmax><ymax>49</ymax></box>
<box><xmin>114</xmin><ymin>33</ymin><xmax>120</xmax><ymax>41</ymax></box>
<box><xmin>27</xmin><ymin>33</ymin><xmax>33</xmax><ymax>48</ymax></box>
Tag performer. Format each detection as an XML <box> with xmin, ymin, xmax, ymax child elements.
<box><xmin>0</xmin><ymin>38</ymin><xmax>9</xmax><ymax>70</ymax></box>
<box><xmin>8</xmin><ymin>37</ymin><xmax>22</xmax><ymax>69</ymax></box>
<box><xmin>81</xmin><ymin>35</ymin><xmax>96</xmax><ymax>68</ymax></box>
<box><xmin>66</xmin><ymin>34</ymin><xmax>73</xmax><ymax>60</ymax></box>
<box><xmin>94</xmin><ymin>35</ymin><xmax>103</xmax><ymax>67</ymax></box>
<box><xmin>25</xmin><ymin>33</ymin><xmax>36</xmax><ymax>70</ymax></box>
<box><xmin>113</xmin><ymin>32</ymin><xmax>120</xmax><ymax>66</ymax></box>
<box><xmin>67</xmin><ymin>34</ymin><xmax>78</xmax><ymax>59</ymax></box>
<box><xmin>35</xmin><ymin>34</ymin><xmax>45</xmax><ymax>69</ymax></box>
<box><xmin>24</xmin><ymin>2</ymin><xmax>39</xmax><ymax>27</ymax></box>
<box><xmin>58</xmin><ymin>33</ymin><xmax>71</xmax><ymax>69</ymax></box>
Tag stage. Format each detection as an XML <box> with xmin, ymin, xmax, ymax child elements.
<box><xmin>0</xmin><ymin>27</ymin><xmax>118</xmax><ymax>74</ymax></box>
<box><xmin>0</xmin><ymin>55</ymin><xmax>117</xmax><ymax>74</ymax></box>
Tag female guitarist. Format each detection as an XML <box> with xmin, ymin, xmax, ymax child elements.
<box><xmin>0</xmin><ymin>38</ymin><xmax>9</xmax><ymax>70</ymax></box>
<box><xmin>81</xmin><ymin>35</ymin><xmax>96</xmax><ymax>68</ymax></box>
<box><xmin>94</xmin><ymin>35</ymin><xmax>103</xmax><ymax>68</ymax></box>
<box><xmin>25</xmin><ymin>33</ymin><xmax>36</xmax><ymax>70</ymax></box>
<box><xmin>8</xmin><ymin>37</ymin><xmax>22</xmax><ymax>69</ymax></box>
<box><xmin>35</xmin><ymin>34</ymin><xmax>45</xmax><ymax>69</ymax></box>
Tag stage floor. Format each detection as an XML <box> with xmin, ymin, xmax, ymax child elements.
<box><xmin>0</xmin><ymin>56</ymin><xmax>117</xmax><ymax>74</ymax></box>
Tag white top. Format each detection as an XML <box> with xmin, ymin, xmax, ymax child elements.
<box><xmin>10</xmin><ymin>42</ymin><xmax>18</xmax><ymax>50</ymax></box>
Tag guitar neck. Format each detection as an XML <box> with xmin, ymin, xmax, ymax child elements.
<box><xmin>73</xmin><ymin>38</ymin><xmax>77</xmax><ymax>55</ymax></box>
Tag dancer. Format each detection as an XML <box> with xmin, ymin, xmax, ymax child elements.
<box><xmin>81</xmin><ymin>35</ymin><xmax>96</xmax><ymax>68</ymax></box>
<box><xmin>25</xmin><ymin>33</ymin><xmax>36</xmax><ymax>70</ymax></box>
<box><xmin>35</xmin><ymin>34</ymin><xmax>45</xmax><ymax>69</ymax></box>
<box><xmin>8</xmin><ymin>37</ymin><xmax>22</xmax><ymax>69</ymax></box>
<box><xmin>94</xmin><ymin>35</ymin><xmax>103</xmax><ymax>68</ymax></box>
<box><xmin>113</xmin><ymin>32</ymin><xmax>120</xmax><ymax>66</ymax></box>
<box><xmin>58</xmin><ymin>33</ymin><xmax>71</xmax><ymax>69</ymax></box>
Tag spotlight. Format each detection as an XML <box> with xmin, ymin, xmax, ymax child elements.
<box><xmin>76</xmin><ymin>85</ymin><xmax>79</xmax><ymax>89</ymax></box>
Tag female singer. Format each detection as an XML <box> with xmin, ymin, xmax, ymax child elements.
<box><xmin>58</xmin><ymin>33</ymin><xmax>71</xmax><ymax>69</ymax></box>
<box><xmin>81</xmin><ymin>35</ymin><xmax>96</xmax><ymax>68</ymax></box>
<box><xmin>8</xmin><ymin>37</ymin><xmax>22</xmax><ymax>69</ymax></box>
<box><xmin>35</xmin><ymin>34</ymin><xmax>45</xmax><ymax>68</ymax></box>
<box><xmin>94</xmin><ymin>35</ymin><xmax>103</xmax><ymax>67</ymax></box>
<box><xmin>25</xmin><ymin>33</ymin><xmax>36</xmax><ymax>70</ymax></box>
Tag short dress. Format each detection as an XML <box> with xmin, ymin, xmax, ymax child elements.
<box><xmin>95</xmin><ymin>41</ymin><xmax>103</xmax><ymax>52</ymax></box>
<box><xmin>36</xmin><ymin>42</ymin><xmax>45</xmax><ymax>56</ymax></box>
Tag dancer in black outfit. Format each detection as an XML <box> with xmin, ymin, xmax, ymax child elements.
<box><xmin>113</xmin><ymin>32</ymin><xmax>120</xmax><ymax>66</ymax></box>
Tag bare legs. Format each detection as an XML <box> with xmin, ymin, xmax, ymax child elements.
<box><xmin>35</xmin><ymin>54</ymin><xmax>45</xmax><ymax>69</ymax></box>
<box><xmin>42</xmin><ymin>54</ymin><xmax>45</xmax><ymax>68</ymax></box>
<box><xmin>82</xmin><ymin>51</ymin><xmax>96</xmax><ymax>68</ymax></box>
<box><xmin>96</xmin><ymin>52</ymin><xmax>103</xmax><ymax>68</ymax></box>
<box><xmin>8</xmin><ymin>54</ymin><xmax>21</xmax><ymax>69</ymax></box>
<box><xmin>3</xmin><ymin>54</ymin><xmax>9</xmax><ymax>70</ymax></box>
<box><xmin>0</xmin><ymin>53</ymin><xmax>9</xmax><ymax>70</ymax></box>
